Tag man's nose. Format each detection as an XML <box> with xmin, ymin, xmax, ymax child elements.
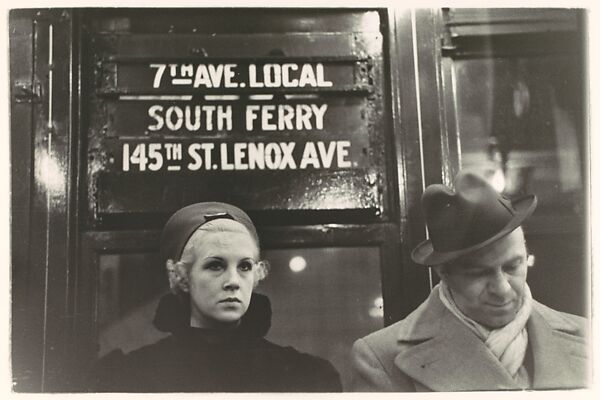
<box><xmin>222</xmin><ymin>267</ymin><xmax>241</xmax><ymax>290</ymax></box>
<box><xmin>487</xmin><ymin>270</ymin><xmax>511</xmax><ymax>296</ymax></box>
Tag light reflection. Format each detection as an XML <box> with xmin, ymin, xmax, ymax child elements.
<box><xmin>489</xmin><ymin>168</ymin><xmax>506</xmax><ymax>193</ymax></box>
<box><xmin>38</xmin><ymin>152</ymin><xmax>63</xmax><ymax>194</ymax></box>
<box><xmin>288</xmin><ymin>256</ymin><xmax>307</xmax><ymax>273</ymax></box>
<box><xmin>368</xmin><ymin>296</ymin><xmax>384</xmax><ymax>318</ymax></box>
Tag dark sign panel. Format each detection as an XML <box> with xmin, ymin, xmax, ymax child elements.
<box><xmin>85</xmin><ymin>10</ymin><xmax>388</xmax><ymax>226</ymax></box>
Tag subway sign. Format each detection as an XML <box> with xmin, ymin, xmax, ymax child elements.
<box><xmin>86</xmin><ymin>16</ymin><xmax>388</xmax><ymax>220</ymax></box>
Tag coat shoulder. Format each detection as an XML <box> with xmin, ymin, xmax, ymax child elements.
<box><xmin>533</xmin><ymin>301</ymin><xmax>588</xmax><ymax>337</ymax></box>
<box><xmin>356</xmin><ymin>320</ymin><xmax>405</xmax><ymax>356</ymax></box>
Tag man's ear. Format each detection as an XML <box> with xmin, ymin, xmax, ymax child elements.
<box><xmin>166</xmin><ymin>259</ymin><xmax>190</xmax><ymax>293</ymax></box>
<box><xmin>526</xmin><ymin>254</ymin><xmax>535</xmax><ymax>268</ymax></box>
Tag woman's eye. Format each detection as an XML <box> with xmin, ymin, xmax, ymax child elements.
<box><xmin>238</xmin><ymin>262</ymin><xmax>254</xmax><ymax>272</ymax></box>
<box><xmin>205</xmin><ymin>261</ymin><xmax>224</xmax><ymax>271</ymax></box>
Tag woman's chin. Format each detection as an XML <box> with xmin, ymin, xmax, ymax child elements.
<box><xmin>214</xmin><ymin>310</ymin><xmax>244</xmax><ymax>324</ymax></box>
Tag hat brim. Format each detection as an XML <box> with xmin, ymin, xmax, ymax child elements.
<box><xmin>411</xmin><ymin>195</ymin><xmax>537</xmax><ymax>266</ymax></box>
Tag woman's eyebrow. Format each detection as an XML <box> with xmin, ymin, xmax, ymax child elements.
<box><xmin>202</xmin><ymin>256</ymin><xmax>225</xmax><ymax>261</ymax></box>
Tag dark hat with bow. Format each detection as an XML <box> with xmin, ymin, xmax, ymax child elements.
<box><xmin>411</xmin><ymin>171</ymin><xmax>537</xmax><ymax>266</ymax></box>
<box><xmin>160</xmin><ymin>202</ymin><xmax>259</xmax><ymax>263</ymax></box>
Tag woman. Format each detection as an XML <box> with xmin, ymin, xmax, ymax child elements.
<box><xmin>90</xmin><ymin>202</ymin><xmax>342</xmax><ymax>392</ymax></box>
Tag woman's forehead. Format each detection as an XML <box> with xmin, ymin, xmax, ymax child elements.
<box><xmin>191</xmin><ymin>222</ymin><xmax>259</xmax><ymax>257</ymax></box>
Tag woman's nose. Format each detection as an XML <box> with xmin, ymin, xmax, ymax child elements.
<box><xmin>222</xmin><ymin>267</ymin><xmax>241</xmax><ymax>290</ymax></box>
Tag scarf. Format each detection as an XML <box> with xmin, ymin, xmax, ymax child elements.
<box><xmin>438</xmin><ymin>281</ymin><xmax>533</xmax><ymax>378</ymax></box>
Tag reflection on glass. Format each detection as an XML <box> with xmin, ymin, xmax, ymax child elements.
<box><xmin>288</xmin><ymin>255</ymin><xmax>307</xmax><ymax>273</ymax></box>
<box><xmin>453</xmin><ymin>55</ymin><xmax>583</xmax><ymax>216</ymax></box>
<box><xmin>450</xmin><ymin>54</ymin><xmax>587</xmax><ymax>316</ymax></box>
<box><xmin>97</xmin><ymin>253</ymin><xmax>169</xmax><ymax>357</ymax></box>
<box><xmin>259</xmin><ymin>246</ymin><xmax>382</xmax><ymax>389</ymax></box>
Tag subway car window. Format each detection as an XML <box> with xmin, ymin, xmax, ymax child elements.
<box><xmin>260</xmin><ymin>247</ymin><xmax>382</xmax><ymax>389</ymax></box>
<box><xmin>440</xmin><ymin>8</ymin><xmax>587</xmax><ymax>316</ymax></box>
<box><xmin>453</xmin><ymin>56</ymin><xmax>583</xmax><ymax>214</ymax></box>
<box><xmin>94</xmin><ymin>246</ymin><xmax>382</xmax><ymax>389</ymax></box>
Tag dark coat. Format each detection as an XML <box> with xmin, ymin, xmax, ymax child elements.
<box><xmin>350</xmin><ymin>286</ymin><xmax>589</xmax><ymax>391</ymax></box>
<box><xmin>89</xmin><ymin>293</ymin><xmax>342</xmax><ymax>392</ymax></box>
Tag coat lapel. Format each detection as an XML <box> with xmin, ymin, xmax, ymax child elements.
<box><xmin>394</xmin><ymin>292</ymin><xmax>520</xmax><ymax>391</ymax></box>
<box><xmin>527</xmin><ymin>303</ymin><xmax>588</xmax><ymax>389</ymax></box>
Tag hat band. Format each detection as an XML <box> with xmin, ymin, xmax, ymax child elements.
<box><xmin>203</xmin><ymin>212</ymin><xmax>234</xmax><ymax>223</ymax></box>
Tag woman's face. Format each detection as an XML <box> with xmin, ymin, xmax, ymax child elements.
<box><xmin>185</xmin><ymin>222</ymin><xmax>259</xmax><ymax>329</ymax></box>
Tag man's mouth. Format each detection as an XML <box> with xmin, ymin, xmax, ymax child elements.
<box><xmin>486</xmin><ymin>300</ymin><xmax>513</xmax><ymax>309</ymax></box>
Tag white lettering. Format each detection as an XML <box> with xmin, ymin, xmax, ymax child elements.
<box><xmin>208</xmin><ymin>64</ymin><xmax>223</xmax><ymax>88</ymax></box>
<box><xmin>264</xmin><ymin>64</ymin><xmax>281</xmax><ymax>88</ymax></box>
<box><xmin>147</xmin><ymin>105</ymin><xmax>233</xmax><ymax>133</ymax></box>
<box><xmin>248</xmin><ymin>64</ymin><xmax>264</xmax><ymax>88</ymax></box>
<box><xmin>148</xmin><ymin>105</ymin><xmax>164</xmax><ymax>131</ymax></box>
<box><xmin>298</xmin><ymin>64</ymin><xmax>318</xmax><ymax>87</ymax></box>
<box><xmin>246</xmin><ymin>105</ymin><xmax>260</xmax><ymax>131</ymax></box>
<box><xmin>221</xmin><ymin>143</ymin><xmax>234</xmax><ymax>170</ymax></box>
<box><xmin>317</xmin><ymin>141</ymin><xmax>336</xmax><ymax>168</ymax></box>
<box><xmin>245</xmin><ymin>103</ymin><xmax>329</xmax><ymax>132</ymax></box>
<box><xmin>282</xmin><ymin>64</ymin><xmax>299</xmax><ymax>87</ymax></box>
<box><xmin>261</xmin><ymin>105</ymin><xmax>277</xmax><ymax>131</ymax></box>
<box><xmin>311</xmin><ymin>104</ymin><xmax>328</xmax><ymax>130</ymax></box>
<box><xmin>165</xmin><ymin>106</ymin><xmax>184</xmax><ymax>131</ymax></box>
<box><xmin>316</xmin><ymin>63</ymin><xmax>333</xmax><ymax>87</ymax></box>
<box><xmin>337</xmin><ymin>141</ymin><xmax>352</xmax><ymax>168</ymax></box>
<box><xmin>204</xmin><ymin>105</ymin><xmax>215</xmax><ymax>131</ymax></box>
<box><xmin>296</xmin><ymin>104</ymin><xmax>313</xmax><ymax>130</ymax></box>
<box><xmin>150</xmin><ymin>64</ymin><xmax>166</xmax><ymax>88</ymax></box>
<box><xmin>299</xmin><ymin>142</ymin><xmax>320</xmax><ymax>169</ymax></box>
<box><xmin>264</xmin><ymin>143</ymin><xmax>282</xmax><ymax>169</ymax></box>
<box><xmin>279</xmin><ymin>142</ymin><xmax>297</xmax><ymax>169</ymax></box>
<box><xmin>193</xmin><ymin>65</ymin><xmax>212</xmax><ymax>88</ymax></box>
<box><xmin>234</xmin><ymin>143</ymin><xmax>248</xmax><ymax>170</ymax></box>
<box><xmin>185</xmin><ymin>106</ymin><xmax>201</xmax><ymax>131</ymax></box>
<box><xmin>224</xmin><ymin>64</ymin><xmax>238</xmax><ymax>88</ymax></box>
<box><xmin>248</xmin><ymin>143</ymin><xmax>265</xmax><ymax>170</ymax></box>
<box><xmin>188</xmin><ymin>143</ymin><xmax>204</xmax><ymax>171</ymax></box>
<box><xmin>217</xmin><ymin>106</ymin><xmax>232</xmax><ymax>131</ymax></box>
<box><xmin>277</xmin><ymin>105</ymin><xmax>295</xmax><ymax>130</ymax></box>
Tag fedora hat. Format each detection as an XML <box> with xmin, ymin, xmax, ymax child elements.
<box><xmin>411</xmin><ymin>171</ymin><xmax>537</xmax><ymax>266</ymax></box>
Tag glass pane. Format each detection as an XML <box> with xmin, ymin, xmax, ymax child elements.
<box><xmin>259</xmin><ymin>246</ymin><xmax>382</xmax><ymax>389</ymax></box>
<box><xmin>97</xmin><ymin>253</ymin><xmax>170</xmax><ymax>357</ymax></box>
<box><xmin>96</xmin><ymin>246</ymin><xmax>383</xmax><ymax>390</ymax></box>
<box><xmin>449</xmin><ymin>54</ymin><xmax>587</xmax><ymax>317</ymax></box>
<box><xmin>453</xmin><ymin>55</ymin><xmax>584</xmax><ymax>216</ymax></box>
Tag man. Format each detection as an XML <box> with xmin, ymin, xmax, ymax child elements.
<box><xmin>350</xmin><ymin>171</ymin><xmax>588</xmax><ymax>391</ymax></box>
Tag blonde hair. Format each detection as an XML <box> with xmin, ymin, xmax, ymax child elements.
<box><xmin>166</xmin><ymin>218</ymin><xmax>269</xmax><ymax>294</ymax></box>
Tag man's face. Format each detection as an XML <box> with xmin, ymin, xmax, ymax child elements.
<box><xmin>440</xmin><ymin>228</ymin><xmax>529</xmax><ymax>329</ymax></box>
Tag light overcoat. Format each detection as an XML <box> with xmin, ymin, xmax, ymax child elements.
<box><xmin>350</xmin><ymin>286</ymin><xmax>588</xmax><ymax>391</ymax></box>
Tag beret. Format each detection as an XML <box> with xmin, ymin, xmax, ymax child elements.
<box><xmin>159</xmin><ymin>202</ymin><xmax>259</xmax><ymax>263</ymax></box>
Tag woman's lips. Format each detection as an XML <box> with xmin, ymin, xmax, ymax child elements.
<box><xmin>219</xmin><ymin>297</ymin><xmax>241</xmax><ymax>303</ymax></box>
